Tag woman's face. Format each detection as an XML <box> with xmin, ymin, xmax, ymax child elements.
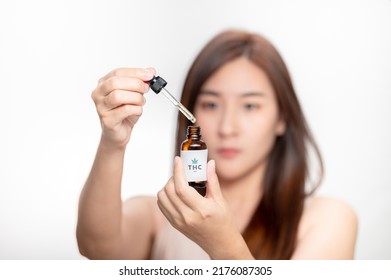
<box><xmin>194</xmin><ymin>57</ymin><xmax>285</xmax><ymax>182</ymax></box>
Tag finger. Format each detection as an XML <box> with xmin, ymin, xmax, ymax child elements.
<box><xmin>173</xmin><ymin>156</ymin><xmax>204</xmax><ymax>209</ymax></box>
<box><xmin>205</xmin><ymin>160</ymin><xmax>223</xmax><ymax>200</ymax></box>
<box><xmin>92</xmin><ymin>77</ymin><xmax>148</xmax><ymax>103</ymax></box>
<box><xmin>157</xmin><ymin>178</ymin><xmax>191</xmax><ymax>226</ymax></box>
<box><xmin>145</xmin><ymin>67</ymin><xmax>157</xmax><ymax>77</ymax></box>
<box><xmin>163</xmin><ymin>173</ymin><xmax>194</xmax><ymax>219</ymax></box>
<box><xmin>99</xmin><ymin>76</ymin><xmax>151</xmax><ymax>97</ymax></box>
<box><xmin>101</xmin><ymin>90</ymin><xmax>145</xmax><ymax>111</ymax></box>
<box><xmin>100</xmin><ymin>104</ymin><xmax>143</xmax><ymax>129</ymax></box>
<box><xmin>98</xmin><ymin>67</ymin><xmax>155</xmax><ymax>84</ymax></box>
<box><xmin>156</xmin><ymin>188</ymin><xmax>177</xmax><ymax>224</ymax></box>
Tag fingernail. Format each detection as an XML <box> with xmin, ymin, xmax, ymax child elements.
<box><xmin>213</xmin><ymin>160</ymin><xmax>216</xmax><ymax>173</ymax></box>
<box><xmin>138</xmin><ymin>69</ymin><xmax>154</xmax><ymax>80</ymax></box>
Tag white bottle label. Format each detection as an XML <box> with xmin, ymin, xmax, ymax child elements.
<box><xmin>180</xmin><ymin>149</ymin><xmax>208</xmax><ymax>182</ymax></box>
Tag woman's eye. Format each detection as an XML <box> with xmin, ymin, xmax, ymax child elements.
<box><xmin>200</xmin><ymin>102</ymin><xmax>217</xmax><ymax>110</ymax></box>
<box><xmin>244</xmin><ymin>103</ymin><xmax>260</xmax><ymax>110</ymax></box>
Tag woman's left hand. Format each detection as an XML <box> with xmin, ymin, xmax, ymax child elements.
<box><xmin>157</xmin><ymin>156</ymin><xmax>253</xmax><ymax>259</ymax></box>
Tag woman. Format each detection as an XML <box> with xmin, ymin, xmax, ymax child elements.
<box><xmin>77</xmin><ymin>30</ymin><xmax>358</xmax><ymax>259</ymax></box>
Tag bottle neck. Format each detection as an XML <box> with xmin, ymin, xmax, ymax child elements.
<box><xmin>187</xmin><ymin>134</ymin><xmax>201</xmax><ymax>140</ymax></box>
<box><xmin>187</xmin><ymin>126</ymin><xmax>201</xmax><ymax>140</ymax></box>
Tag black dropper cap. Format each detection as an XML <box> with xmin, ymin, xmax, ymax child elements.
<box><xmin>149</xmin><ymin>76</ymin><xmax>167</xmax><ymax>94</ymax></box>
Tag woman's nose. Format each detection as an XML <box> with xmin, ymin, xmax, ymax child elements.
<box><xmin>218</xmin><ymin>106</ymin><xmax>238</xmax><ymax>138</ymax></box>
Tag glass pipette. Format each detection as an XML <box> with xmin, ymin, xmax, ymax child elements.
<box><xmin>149</xmin><ymin>76</ymin><xmax>196</xmax><ymax>123</ymax></box>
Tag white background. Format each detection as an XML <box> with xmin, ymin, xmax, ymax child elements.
<box><xmin>0</xmin><ymin>0</ymin><xmax>390</xmax><ymax>259</ymax></box>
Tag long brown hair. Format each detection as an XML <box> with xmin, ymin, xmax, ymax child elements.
<box><xmin>175</xmin><ymin>30</ymin><xmax>323</xmax><ymax>259</ymax></box>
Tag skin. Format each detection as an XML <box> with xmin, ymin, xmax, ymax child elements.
<box><xmin>77</xmin><ymin>59</ymin><xmax>358</xmax><ymax>260</ymax></box>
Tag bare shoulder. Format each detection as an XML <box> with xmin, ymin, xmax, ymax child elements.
<box><xmin>303</xmin><ymin>196</ymin><xmax>357</xmax><ymax>222</ymax></box>
<box><xmin>293</xmin><ymin>196</ymin><xmax>358</xmax><ymax>259</ymax></box>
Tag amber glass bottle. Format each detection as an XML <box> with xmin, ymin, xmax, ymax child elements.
<box><xmin>180</xmin><ymin>126</ymin><xmax>208</xmax><ymax>196</ymax></box>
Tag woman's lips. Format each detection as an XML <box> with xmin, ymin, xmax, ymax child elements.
<box><xmin>218</xmin><ymin>148</ymin><xmax>240</xmax><ymax>158</ymax></box>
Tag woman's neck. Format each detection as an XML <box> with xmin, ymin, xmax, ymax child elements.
<box><xmin>218</xmin><ymin>163</ymin><xmax>265</xmax><ymax>231</ymax></box>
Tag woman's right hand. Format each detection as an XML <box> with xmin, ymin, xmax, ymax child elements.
<box><xmin>91</xmin><ymin>67</ymin><xmax>156</xmax><ymax>149</ymax></box>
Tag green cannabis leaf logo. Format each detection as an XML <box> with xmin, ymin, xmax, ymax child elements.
<box><xmin>191</xmin><ymin>158</ymin><xmax>198</xmax><ymax>164</ymax></box>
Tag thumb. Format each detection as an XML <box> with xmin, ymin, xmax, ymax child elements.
<box><xmin>145</xmin><ymin>67</ymin><xmax>157</xmax><ymax>76</ymax></box>
<box><xmin>205</xmin><ymin>160</ymin><xmax>223</xmax><ymax>199</ymax></box>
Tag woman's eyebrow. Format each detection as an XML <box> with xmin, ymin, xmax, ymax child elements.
<box><xmin>198</xmin><ymin>90</ymin><xmax>220</xmax><ymax>97</ymax></box>
<box><xmin>199</xmin><ymin>91</ymin><xmax>266</xmax><ymax>97</ymax></box>
<box><xmin>240</xmin><ymin>92</ymin><xmax>266</xmax><ymax>98</ymax></box>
